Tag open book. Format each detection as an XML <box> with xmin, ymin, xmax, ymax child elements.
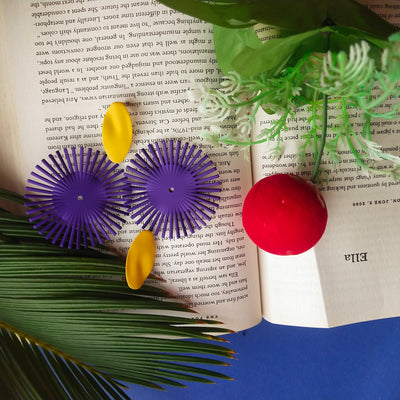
<box><xmin>1</xmin><ymin>0</ymin><xmax>399</xmax><ymax>331</ymax></box>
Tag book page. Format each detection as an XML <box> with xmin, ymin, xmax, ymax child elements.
<box><xmin>317</xmin><ymin>0</ymin><xmax>400</xmax><ymax>327</ymax></box>
<box><xmin>251</xmin><ymin>126</ymin><xmax>329</xmax><ymax>327</ymax></box>
<box><xmin>0</xmin><ymin>1</ymin><xmax>25</xmax><ymax>205</ymax></box>
<box><xmin>0</xmin><ymin>0</ymin><xmax>261</xmax><ymax>332</ymax></box>
<box><xmin>252</xmin><ymin>0</ymin><xmax>400</xmax><ymax>327</ymax></box>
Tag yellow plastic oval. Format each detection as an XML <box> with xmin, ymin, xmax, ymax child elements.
<box><xmin>102</xmin><ymin>102</ymin><xmax>133</xmax><ymax>163</ymax></box>
<box><xmin>125</xmin><ymin>231</ymin><xmax>156</xmax><ymax>290</ymax></box>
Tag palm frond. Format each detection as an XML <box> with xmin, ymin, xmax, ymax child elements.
<box><xmin>0</xmin><ymin>188</ymin><xmax>234</xmax><ymax>398</ymax></box>
<box><xmin>0</xmin><ymin>326</ymin><xmax>130</xmax><ymax>400</ymax></box>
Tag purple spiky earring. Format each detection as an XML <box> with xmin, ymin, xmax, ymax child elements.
<box><xmin>124</xmin><ymin>140</ymin><xmax>221</xmax><ymax>239</ymax></box>
<box><xmin>24</xmin><ymin>146</ymin><xmax>129</xmax><ymax>249</ymax></box>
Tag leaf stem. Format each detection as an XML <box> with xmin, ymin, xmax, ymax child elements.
<box><xmin>311</xmin><ymin>93</ymin><xmax>328</xmax><ymax>183</ymax></box>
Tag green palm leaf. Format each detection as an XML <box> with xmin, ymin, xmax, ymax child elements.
<box><xmin>0</xmin><ymin>325</ymin><xmax>131</xmax><ymax>400</ymax></box>
<box><xmin>0</xmin><ymin>188</ymin><xmax>234</xmax><ymax>398</ymax></box>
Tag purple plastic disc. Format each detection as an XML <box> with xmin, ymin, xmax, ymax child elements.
<box><xmin>124</xmin><ymin>140</ymin><xmax>221</xmax><ymax>239</ymax></box>
<box><xmin>24</xmin><ymin>146</ymin><xmax>129</xmax><ymax>249</ymax></box>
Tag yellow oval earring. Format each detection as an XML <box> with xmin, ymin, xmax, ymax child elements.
<box><xmin>102</xmin><ymin>102</ymin><xmax>133</xmax><ymax>163</ymax></box>
<box><xmin>125</xmin><ymin>230</ymin><xmax>156</xmax><ymax>290</ymax></box>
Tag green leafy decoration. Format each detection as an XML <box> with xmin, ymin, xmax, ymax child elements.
<box><xmin>0</xmin><ymin>325</ymin><xmax>131</xmax><ymax>400</ymax></box>
<box><xmin>158</xmin><ymin>0</ymin><xmax>400</xmax><ymax>181</ymax></box>
<box><xmin>190</xmin><ymin>35</ymin><xmax>400</xmax><ymax>180</ymax></box>
<box><xmin>213</xmin><ymin>24</ymin><xmax>262</xmax><ymax>75</ymax></box>
<box><xmin>157</xmin><ymin>0</ymin><xmax>397</xmax><ymax>38</ymax></box>
<box><xmin>230</xmin><ymin>27</ymin><xmax>328</xmax><ymax>78</ymax></box>
<box><xmin>0</xmin><ymin>188</ymin><xmax>234</xmax><ymax>399</ymax></box>
<box><xmin>213</xmin><ymin>21</ymin><xmax>392</xmax><ymax>79</ymax></box>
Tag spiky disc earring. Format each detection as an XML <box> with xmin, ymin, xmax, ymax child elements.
<box><xmin>24</xmin><ymin>146</ymin><xmax>129</xmax><ymax>249</ymax></box>
<box><xmin>124</xmin><ymin>140</ymin><xmax>221</xmax><ymax>239</ymax></box>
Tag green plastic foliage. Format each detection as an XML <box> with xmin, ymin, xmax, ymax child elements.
<box><xmin>157</xmin><ymin>0</ymin><xmax>400</xmax><ymax>181</ymax></box>
<box><xmin>156</xmin><ymin>0</ymin><xmax>257</xmax><ymax>29</ymax></box>
<box><xmin>225</xmin><ymin>25</ymin><xmax>393</xmax><ymax>79</ymax></box>
<box><xmin>156</xmin><ymin>0</ymin><xmax>397</xmax><ymax>38</ymax></box>
<box><xmin>159</xmin><ymin>0</ymin><xmax>397</xmax><ymax>80</ymax></box>
<box><xmin>213</xmin><ymin>24</ymin><xmax>262</xmax><ymax>76</ymax></box>
<box><xmin>387</xmin><ymin>32</ymin><xmax>400</xmax><ymax>82</ymax></box>
<box><xmin>230</xmin><ymin>28</ymin><xmax>327</xmax><ymax>78</ymax></box>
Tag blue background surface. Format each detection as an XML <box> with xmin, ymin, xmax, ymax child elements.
<box><xmin>125</xmin><ymin>317</ymin><xmax>400</xmax><ymax>399</ymax></box>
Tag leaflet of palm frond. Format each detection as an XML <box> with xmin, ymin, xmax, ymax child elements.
<box><xmin>0</xmin><ymin>326</ymin><xmax>131</xmax><ymax>400</ymax></box>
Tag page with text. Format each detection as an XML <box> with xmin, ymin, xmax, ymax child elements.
<box><xmin>252</xmin><ymin>103</ymin><xmax>400</xmax><ymax>327</ymax></box>
<box><xmin>252</xmin><ymin>0</ymin><xmax>400</xmax><ymax>327</ymax></box>
<box><xmin>2</xmin><ymin>0</ymin><xmax>262</xmax><ymax>332</ymax></box>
